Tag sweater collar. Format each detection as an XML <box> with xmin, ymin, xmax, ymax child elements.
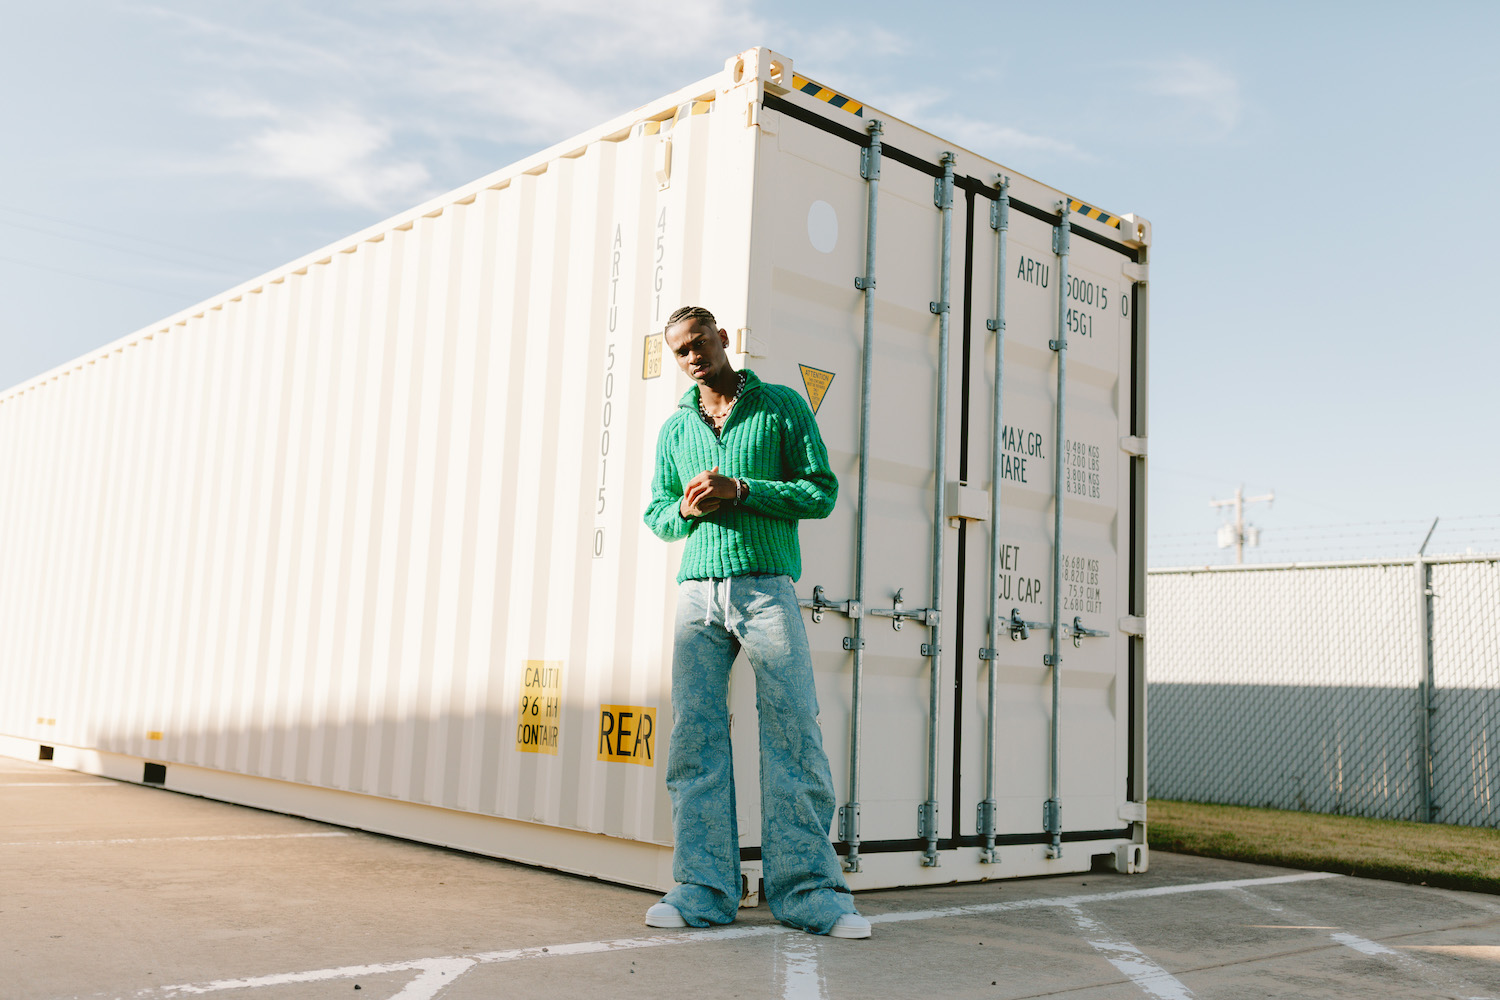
<box><xmin>678</xmin><ymin>368</ymin><xmax>763</xmax><ymax>410</ymax></box>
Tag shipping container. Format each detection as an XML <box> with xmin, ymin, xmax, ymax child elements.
<box><xmin>0</xmin><ymin>47</ymin><xmax>1151</xmax><ymax>894</ymax></box>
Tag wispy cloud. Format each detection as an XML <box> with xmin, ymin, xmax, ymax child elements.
<box><xmin>238</xmin><ymin>110</ymin><xmax>432</xmax><ymax>210</ymax></box>
<box><xmin>1137</xmin><ymin>56</ymin><xmax>1243</xmax><ymax>139</ymax></box>
<box><xmin>142</xmin><ymin>2</ymin><xmax>1100</xmax><ymax>206</ymax></box>
<box><xmin>142</xmin><ymin>1</ymin><xmax>772</xmax><ymax>207</ymax></box>
<box><xmin>873</xmin><ymin>88</ymin><xmax>1088</xmax><ymax>163</ymax></box>
<box><xmin>188</xmin><ymin>98</ymin><xmax>433</xmax><ymax>210</ymax></box>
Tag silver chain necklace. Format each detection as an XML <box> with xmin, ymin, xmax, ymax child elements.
<box><xmin>698</xmin><ymin>371</ymin><xmax>747</xmax><ymax>429</ymax></box>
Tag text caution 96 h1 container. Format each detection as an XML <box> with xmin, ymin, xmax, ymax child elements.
<box><xmin>0</xmin><ymin>47</ymin><xmax>1150</xmax><ymax>894</ymax></box>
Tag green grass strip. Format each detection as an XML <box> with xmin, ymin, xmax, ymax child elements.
<box><xmin>1150</xmin><ymin>799</ymin><xmax>1500</xmax><ymax>895</ymax></box>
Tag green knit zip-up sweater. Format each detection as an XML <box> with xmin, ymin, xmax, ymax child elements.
<box><xmin>644</xmin><ymin>370</ymin><xmax>837</xmax><ymax>582</ymax></box>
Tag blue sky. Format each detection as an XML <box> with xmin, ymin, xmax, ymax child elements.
<box><xmin>3</xmin><ymin>1</ymin><xmax>1496</xmax><ymax>564</ymax></box>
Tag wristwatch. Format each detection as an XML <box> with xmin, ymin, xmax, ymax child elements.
<box><xmin>735</xmin><ymin>478</ymin><xmax>748</xmax><ymax>504</ymax></box>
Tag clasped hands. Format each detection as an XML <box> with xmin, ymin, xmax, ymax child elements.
<box><xmin>680</xmin><ymin>466</ymin><xmax>740</xmax><ymax>518</ymax></box>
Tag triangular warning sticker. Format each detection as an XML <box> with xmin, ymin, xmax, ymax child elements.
<box><xmin>799</xmin><ymin>364</ymin><xmax>835</xmax><ymax>415</ymax></box>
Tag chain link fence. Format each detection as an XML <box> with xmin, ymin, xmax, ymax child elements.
<box><xmin>1148</xmin><ymin>556</ymin><xmax>1500</xmax><ymax>827</ymax></box>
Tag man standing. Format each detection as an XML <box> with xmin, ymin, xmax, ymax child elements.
<box><xmin>641</xmin><ymin>306</ymin><xmax>870</xmax><ymax>939</ymax></box>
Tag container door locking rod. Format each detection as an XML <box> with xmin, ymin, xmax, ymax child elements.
<box><xmin>918</xmin><ymin>152</ymin><xmax>957</xmax><ymax>868</ymax></box>
<box><xmin>978</xmin><ymin>175</ymin><xmax>1010</xmax><ymax>864</ymax></box>
<box><xmin>798</xmin><ymin>585</ymin><xmax>859</xmax><ymax>625</ymax></box>
<box><xmin>840</xmin><ymin>118</ymin><xmax>884</xmax><ymax>873</ymax></box>
<box><xmin>994</xmin><ymin>608</ymin><xmax>1110</xmax><ymax>648</ymax></box>
<box><xmin>1045</xmin><ymin>200</ymin><xmax>1071</xmax><ymax>860</ymax></box>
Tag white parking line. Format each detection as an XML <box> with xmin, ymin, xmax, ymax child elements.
<box><xmin>157</xmin><ymin>958</ymin><xmax>474</xmax><ymax>1000</ymax></box>
<box><xmin>1231</xmin><ymin>887</ymin><xmax>1499</xmax><ymax>1000</ymax></box>
<box><xmin>389</xmin><ymin>960</ymin><xmax>475</xmax><ymax>1000</ymax></box>
<box><xmin>139</xmin><ymin>930</ymin><xmax>786</xmax><ymax>999</ymax></box>
<box><xmin>125</xmin><ymin>871</ymin><xmax>1340</xmax><ymax>999</ymax></box>
<box><xmin>864</xmin><ymin>870</ymin><xmax>1340</xmax><ymax>924</ymax></box>
<box><xmin>0</xmin><ymin>781</ymin><xmax>119</xmax><ymax>787</ymax></box>
<box><xmin>773</xmin><ymin>934</ymin><xmax>828</xmax><ymax>1000</ymax></box>
<box><xmin>2</xmin><ymin>832</ymin><xmax>350</xmax><ymax>847</ymax></box>
<box><xmin>1064</xmin><ymin>905</ymin><xmax>1195</xmax><ymax>1000</ymax></box>
<box><xmin>1329</xmin><ymin>932</ymin><xmax>1401</xmax><ymax>958</ymax></box>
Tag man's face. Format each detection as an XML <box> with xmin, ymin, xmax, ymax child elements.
<box><xmin>664</xmin><ymin>318</ymin><xmax>731</xmax><ymax>386</ymax></box>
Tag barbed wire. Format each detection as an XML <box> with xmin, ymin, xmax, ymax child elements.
<box><xmin>1148</xmin><ymin>514</ymin><xmax>1500</xmax><ymax>567</ymax></box>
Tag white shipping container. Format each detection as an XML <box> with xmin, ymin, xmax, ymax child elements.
<box><xmin>0</xmin><ymin>48</ymin><xmax>1150</xmax><ymax>893</ymax></box>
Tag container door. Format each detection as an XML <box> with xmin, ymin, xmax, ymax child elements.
<box><xmin>735</xmin><ymin>106</ymin><xmax>971</xmax><ymax>864</ymax></box>
<box><xmin>954</xmin><ymin>195</ymin><xmax>1142</xmax><ymax>861</ymax></box>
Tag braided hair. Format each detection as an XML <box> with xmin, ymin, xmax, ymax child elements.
<box><xmin>666</xmin><ymin>305</ymin><xmax>716</xmax><ymax>333</ymax></box>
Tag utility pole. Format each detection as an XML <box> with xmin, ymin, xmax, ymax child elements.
<box><xmin>1210</xmin><ymin>485</ymin><xmax>1274</xmax><ymax>564</ymax></box>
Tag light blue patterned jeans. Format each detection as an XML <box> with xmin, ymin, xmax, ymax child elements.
<box><xmin>662</xmin><ymin>574</ymin><xmax>856</xmax><ymax>933</ymax></box>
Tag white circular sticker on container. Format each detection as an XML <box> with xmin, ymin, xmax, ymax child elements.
<box><xmin>807</xmin><ymin>200</ymin><xmax>838</xmax><ymax>254</ymax></box>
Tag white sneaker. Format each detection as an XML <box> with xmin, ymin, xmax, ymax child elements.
<box><xmin>645</xmin><ymin>902</ymin><xmax>687</xmax><ymax>928</ymax></box>
<box><xmin>828</xmin><ymin>913</ymin><xmax>871</xmax><ymax>939</ymax></box>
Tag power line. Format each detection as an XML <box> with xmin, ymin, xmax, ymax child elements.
<box><xmin>0</xmin><ymin>205</ymin><xmax>266</xmax><ymax>269</ymax></box>
<box><xmin>0</xmin><ymin>219</ymin><xmax>247</xmax><ymax>278</ymax></box>
<box><xmin>0</xmin><ymin>253</ymin><xmax>184</xmax><ymax>298</ymax></box>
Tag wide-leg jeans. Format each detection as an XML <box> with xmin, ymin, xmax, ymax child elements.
<box><xmin>662</xmin><ymin>574</ymin><xmax>856</xmax><ymax>933</ymax></box>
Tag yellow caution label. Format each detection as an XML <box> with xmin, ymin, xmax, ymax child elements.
<box><xmin>799</xmin><ymin>364</ymin><xmax>835</xmax><ymax>415</ymax></box>
<box><xmin>643</xmin><ymin>333</ymin><xmax>663</xmax><ymax>379</ymax></box>
<box><xmin>147</xmin><ymin>731</ymin><xmax>163</xmax><ymax>741</ymax></box>
<box><xmin>516</xmin><ymin>660</ymin><xmax>563</xmax><ymax>755</ymax></box>
<box><xmin>598</xmin><ymin>705</ymin><xmax>656</xmax><ymax>765</ymax></box>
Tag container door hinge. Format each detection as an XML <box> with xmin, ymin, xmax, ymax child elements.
<box><xmin>976</xmin><ymin>800</ymin><xmax>997</xmax><ymax>836</ymax></box>
<box><xmin>1122</xmin><ymin>260</ymin><xmax>1149</xmax><ymax>283</ymax></box>
<box><xmin>989</xmin><ymin>185</ymin><xmax>1010</xmax><ymax>232</ymax></box>
<box><xmin>1118</xmin><ymin>800</ymin><xmax>1147</xmax><ymax>823</ymax></box>
<box><xmin>1117</xmin><ymin>615</ymin><xmax>1145</xmax><ymax>637</ymax></box>
<box><xmin>838</xmin><ymin>803</ymin><xmax>860</xmax><ymax>841</ymax></box>
<box><xmin>917</xmin><ymin>802</ymin><xmax>940</xmax><ymax>866</ymax></box>
<box><xmin>1119</xmin><ymin>435</ymin><xmax>1147</xmax><ymax>457</ymax></box>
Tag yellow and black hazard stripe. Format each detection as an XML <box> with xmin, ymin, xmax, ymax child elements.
<box><xmin>791</xmin><ymin>74</ymin><xmax>864</xmax><ymax>117</ymax></box>
<box><xmin>1069</xmin><ymin>199</ymin><xmax>1122</xmax><ymax>229</ymax></box>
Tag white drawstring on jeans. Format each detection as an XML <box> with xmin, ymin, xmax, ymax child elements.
<box><xmin>723</xmin><ymin>578</ymin><xmax>739</xmax><ymax>634</ymax></box>
<box><xmin>701</xmin><ymin>577</ymin><xmax>740</xmax><ymax>634</ymax></box>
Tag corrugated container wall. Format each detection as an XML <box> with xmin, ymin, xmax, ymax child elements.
<box><xmin>0</xmin><ymin>48</ymin><xmax>1150</xmax><ymax>892</ymax></box>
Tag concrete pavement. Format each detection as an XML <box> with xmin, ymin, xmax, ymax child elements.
<box><xmin>4</xmin><ymin>753</ymin><xmax>1499</xmax><ymax>999</ymax></box>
